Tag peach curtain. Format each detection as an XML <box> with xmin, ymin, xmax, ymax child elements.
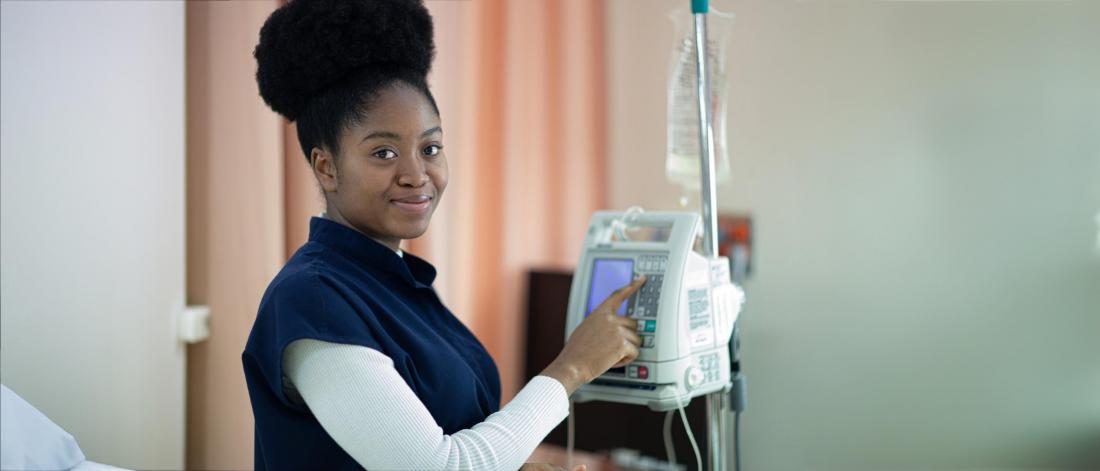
<box><xmin>188</xmin><ymin>0</ymin><xmax>607</xmax><ymax>468</ymax></box>
<box><xmin>185</xmin><ymin>1</ymin><xmax>283</xmax><ymax>469</ymax></box>
<box><xmin>432</xmin><ymin>0</ymin><xmax>609</xmax><ymax>400</ymax></box>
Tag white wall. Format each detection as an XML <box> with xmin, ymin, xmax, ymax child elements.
<box><xmin>607</xmin><ymin>1</ymin><xmax>1100</xmax><ymax>469</ymax></box>
<box><xmin>0</xmin><ymin>2</ymin><xmax>186</xmax><ymax>468</ymax></box>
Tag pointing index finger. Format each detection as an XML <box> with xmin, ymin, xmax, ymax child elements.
<box><xmin>599</xmin><ymin>274</ymin><xmax>647</xmax><ymax>312</ymax></box>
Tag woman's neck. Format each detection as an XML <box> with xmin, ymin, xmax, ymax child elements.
<box><xmin>321</xmin><ymin>207</ymin><xmax>403</xmax><ymax>253</ymax></box>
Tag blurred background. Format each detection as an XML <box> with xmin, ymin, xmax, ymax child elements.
<box><xmin>1</xmin><ymin>1</ymin><xmax>1097</xmax><ymax>470</ymax></box>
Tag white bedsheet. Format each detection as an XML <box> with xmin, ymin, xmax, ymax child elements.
<box><xmin>70</xmin><ymin>461</ymin><xmax>130</xmax><ymax>471</ymax></box>
<box><xmin>0</xmin><ymin>384</ymin><xmax>132</xmax><ymax>471</ymax></box>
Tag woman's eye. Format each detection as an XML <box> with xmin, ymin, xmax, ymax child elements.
<box><xmin>422</xmin><ymin>144</ymin><xmax>442</xmax><ymax>157</ymax></box>
<box><xmin>373</xmin><ymin>149</ymin><xmax>398</xmax><ymax>160</ymax></box>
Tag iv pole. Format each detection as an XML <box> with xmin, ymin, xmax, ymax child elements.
<box><xmin>691</xmin><ymin>1</ymin><xmax>733</xmax><ymax>470</ymax></box>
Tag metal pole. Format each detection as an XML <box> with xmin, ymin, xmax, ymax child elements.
<box><xmin>694</xmin><ymin>9</ymin><xmax>719</xmax><ymax>259</ymax></box>
<box><xmin>692</xmin><ymin>1</ymin><xmax>726</xmax><ymax>469</ymax></box>
<box><xmin>706</xmin><ymin>393</ymin><xmax>726</xmax><ymax>471</ymax></box>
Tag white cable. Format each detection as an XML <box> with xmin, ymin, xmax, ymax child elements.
<box><xmin>677</xmin><ymin>396</ymin><xmax>702</xmax><ymax>471</ymax></box>
<box><xmin>663</xmin><ymin>410</ymin><xmax>677</xmax><ymax>467</ymax></box>
<box><xmin>566</xmin><ymin>400</ymin><xmax>575</xmax><ymax>470</ymax></box>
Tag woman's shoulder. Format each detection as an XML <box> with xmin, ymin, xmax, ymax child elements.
<box><xmin>260</xmin><ymin>245</ymin><xmax>387</xmax><ymax>317</ymax></box>
<box><xmin>250</xmin><ymin>252</ymin><xmax>378</xmax><ymax>345</ymax></box>
<box><xmin>255</xmin><ymin>248</ymin><xmax>348</xmax><ymax>321</ymax></box>
<box><xmin>265</xmin><ymin>249</ymin><xmax>328</xmax><ymax>295</ymax></box>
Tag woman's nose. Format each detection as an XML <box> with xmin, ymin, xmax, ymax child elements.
<box><xmin>396</xmin><ymin>154</ymin><xmax>429</xmax><ymax>187</ymax></box>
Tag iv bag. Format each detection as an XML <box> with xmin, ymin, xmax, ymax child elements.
<box><xmin>666</xmin><ymin>7</ymin><xmax>734</xmax><ymax>192</ymax></box>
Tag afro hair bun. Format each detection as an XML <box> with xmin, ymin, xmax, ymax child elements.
<box><xmin>255</xmin><ymin>0</ymin><xmax>435</xmax><ymax>121</ymax></box>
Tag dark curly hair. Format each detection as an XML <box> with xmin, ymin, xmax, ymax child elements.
<box><xmin>254</xmin><ymin>0</ymin><xmax>439</xmax><ymax>161</ymax></box>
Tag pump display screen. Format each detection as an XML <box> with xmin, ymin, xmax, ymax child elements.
<box><xmin>586</xmin><ymin>259</ymin><xmax>634</xmax><ymax>316</ymax></box>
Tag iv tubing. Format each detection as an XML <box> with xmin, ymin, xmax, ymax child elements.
<box><xmin>663</xmin><ymin>410</ymin><xmax>678</xmax><ymax>466</ymax></box>
<box><xmin>678</xmin><ymin>395</ymin><xmax>703</xmax><ymax>471</ymax></box>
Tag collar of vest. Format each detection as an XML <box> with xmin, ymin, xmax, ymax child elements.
<box><xmin>307</xmin><ymin>216</ymin><xmax>437</xmax><ymax>288</ymax></box>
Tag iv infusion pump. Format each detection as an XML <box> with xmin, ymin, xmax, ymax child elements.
<box><xmin>565</xmin><ymin>211</ymin><xmax>744</xmax><ymax>412</ymax></box>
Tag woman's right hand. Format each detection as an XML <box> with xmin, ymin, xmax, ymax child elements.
<box><xmin>540</xmin><ymin>276</ymin><xmax>646</xmax><ymax>394</ymax></box>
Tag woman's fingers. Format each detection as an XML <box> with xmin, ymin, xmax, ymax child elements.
<box><xmin>615</xmin><ymin>314</ymin><xmax>639</xmax><ymax>331</ymax></box>
<box><xmin>612</xmin><ymin>350</ymin><xmax>639</xmax><ymax>368</ymax></box>
<box><xmin>621</xmin><ymin>326</ymin><xmax>641</xmax><ymax>347</ymax></box>
<box><xmin>597</xmin><ymin>275</ymin><xmax>646</xmax><ymax>313</ymax></box>
<box><xmin>546</xmin><ymin>274</ymin><xmax>650</xmax><ymax>391</ymax></box>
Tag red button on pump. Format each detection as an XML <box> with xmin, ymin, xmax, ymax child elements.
<box><xmin>638</xmin><ymin>366</ymin><xmax>649</xmax><ymax>379</ymax></box>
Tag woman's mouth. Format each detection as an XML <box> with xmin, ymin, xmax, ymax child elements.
<box><xmin>391</xmin><ymin>194</ymin><xmax>432</xmax><ymax>214</ymax></box>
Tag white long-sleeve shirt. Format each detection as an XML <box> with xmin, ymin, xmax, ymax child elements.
<box><xmin>282</xmin><ymin>338</ymin><xmax>570</xmax><ymax>471</ymax></box>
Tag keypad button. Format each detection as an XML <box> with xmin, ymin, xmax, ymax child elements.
<box><xmin>642</xmin><ymin>335</ymin><xmax>655</xmax><ymax>348</ymax></box>
<box><xmin>638</xmin><ymin>366</ymin><xmax>649</xmax><ymax>379</ymax></box>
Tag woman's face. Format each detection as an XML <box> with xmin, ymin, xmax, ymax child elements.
<box><xmin>312</xmin><ymin>83</ymin><xmax>447</xmax><ymax>250</ymax></box>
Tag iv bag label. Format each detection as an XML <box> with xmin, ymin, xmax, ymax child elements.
<box><xmin>688</xmin><ymin>288</ymin><xmax>713</xmax><ymax>347</ymax></box>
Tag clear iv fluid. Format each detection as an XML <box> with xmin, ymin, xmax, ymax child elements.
<box><xmin>666</xmin><ymin>9</ymin><xmax>733</xmax><ymax>191</ymax></box>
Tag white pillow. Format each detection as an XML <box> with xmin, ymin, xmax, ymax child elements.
<box><xmin>0</xmin><ymin>384</ymin><xmax>86</xmax><ymax>471</ymax></box>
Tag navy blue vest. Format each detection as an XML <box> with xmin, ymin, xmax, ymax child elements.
<box><xmin>243</xmin><ymin>217</ymin><xmax>502</xmax><ymax>470</ymax></box>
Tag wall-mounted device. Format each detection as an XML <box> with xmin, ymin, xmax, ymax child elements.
<box><xmin>564</xmin><ymin>211</ymin><xmax>743</xmax><ymax>412</ymax></box>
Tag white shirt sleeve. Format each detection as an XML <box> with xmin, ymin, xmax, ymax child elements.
<box><xmin>283</xmin><ymin>338</ymin><xmax>569</xmax><ymax>471</ymax></box>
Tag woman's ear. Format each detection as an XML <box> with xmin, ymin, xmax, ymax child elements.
<box><xmin>311</xmin><ymin>148</ymin><xmax>339</xmax><ymax>192</ymax></box>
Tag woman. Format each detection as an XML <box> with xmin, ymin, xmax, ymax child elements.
<box><xmin>242</xmin><ymin>1</ymin><xmax>646</xmax><ymax>470</ymax></box>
